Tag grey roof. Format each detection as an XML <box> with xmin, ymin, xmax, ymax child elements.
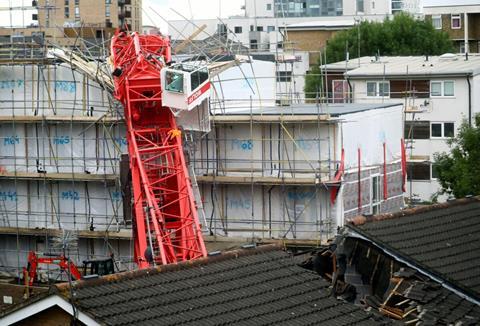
<box><xmin>343</xmin><ymin>55</ymin><xmax>480</xmax><ymax>78</ymax></box>
<box><xmin>58</xmin><ymin>246</ymin><xmax>390</xmax><ymax>325</ymax></box>
<box><xmin>347</xmin><ymin>197</ymin><xmax>480</xmax><ymax>302</ymax></box>
<box><xmin>215</xmin><ymin>103</ymin><xmax>401</xmax><ymax>117</ymax></box>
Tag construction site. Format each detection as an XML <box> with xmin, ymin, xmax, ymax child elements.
<box><xmin>2</xmin><ymin>1</ymin><xmax>479</xmax><ymax>325</ymax></box>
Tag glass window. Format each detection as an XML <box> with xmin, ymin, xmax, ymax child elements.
<box><xmin>234</xmin><ymin>26</ymin><xmax>242</xmax><ymax>34</ymax></box>
<box><xmin>190</xmin><ymin>67</ymin><xmax>209</xmax><ymax>91</ymax></box>
<box><xmin>407</xmin><ymin>162</ymin><xmax>431</xmax><ymax>181</ymax></box>
<box><xmin>367</xmin><ymin>82</ymin><xmax>377</xmax><ymax>97</ymax></box>
<box><xmin>432</xmin><ymin>15</ymin><xmax>442</xmax><ymax>29</ymax></box>
<box><xmin>105</xmin><ymin>5</ymin><xmax>110</xmax><ymax>17</ymax></box>
<box><xmin>267</xmin><ymin>3</ymin><xmax>272</xmax><ymax>10</ymax></box>
<box><xmin>276</xmin><ymin>71</ymin><xmax>292</xmax><ymax>82</ymax></box>
<box><xmin>444</xmin><ymin>123</ymin><xmax>455</xmax><ymax>137</ymax></box>
<box><xmin>404</xmin><ymin>121</ymin><xmax>430</xmax><ymax>139</ymax></box>
<box><xmin>64</xmin><ymin>6</ymin><xmax>69</xmax><ymax>18</ymax></box>
<box><xmin>451</xmin><ymin>14</ymin><xmax>461</xmax><ymax>29</ymax></box>
<box><xmin>165</xmin><ymin>71</ymin><xmax>184</xmax><ymax>93</ymax></box>
<box><xmin>250</xmin><ymin>39</ymin><xmax>258</xmax><ymax>49</ymax></box>
<box><xmin>431</xmin><ymin>123</ymin><xmax>442</xmax><ymax>138</ymax></box>
<box><xmin>267</xmin><ymin>25</ymin><xmax>275</xmax><ymax>32</ymax></box>
<box><xmin>431</xmin><ymin>163</ymin><xmax>439</xmax><ymax>179</ymax></box>
<box><xmin>371</xmin><ymin>175</ymin><xmax>381</xmax><ymax>214</ymax></box>
<box><xmin>256</xmin><ymin>26</ymin><xmax>263</xmax><ymax>32</ymax></box>
<box><xmin>65</xmin><ymin>0</ymin><xmax>69</xmax><ymax>5</ymax></box>
<box><xmin>356</xmin><ymin>0</ymin><xmax>364</xmax><ymax>13</ymax></box>
<box><xmin>75</xmin><ymin>6</ymin><xmax>80</xmax><ymax>18</ymax></box>
<box><xmin>444</xmin><ymin>81</ymin><xmax>454</xmax><ymax>96</ymax></box>
<box><xmin>379</xmin><ymin>81</ymin><xmax>390</xmax><ymax>97</ymax></box>
<box><xmin>430</xmin><ymin>82</ymin><xmax>442</xmax><ymax>96</ymax></box>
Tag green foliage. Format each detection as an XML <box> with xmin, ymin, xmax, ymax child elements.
<box><xmin>433</xmin><ymin>114</ymin><xmax>480</xmax><ymax>198</ymax></box>
<box><xmin>325</xmin><ymin>13</ymin><xmax>454</xmax><ymax>64</ymax></box>
<box><xmin>304</xmin><ymin>64</ymin><xmax>322</xmax><ymax>100</ymax></box>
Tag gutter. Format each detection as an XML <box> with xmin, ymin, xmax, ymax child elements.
<box><xmin>345</xmin><ymin>226</ymin><xmax>480</xmax><ymax>306</ymax></box>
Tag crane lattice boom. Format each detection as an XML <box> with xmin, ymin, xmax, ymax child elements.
<box><xmin>110</xmin><ymin>31</ymin><xmax>207</xmax><ymax>268</ymax></box>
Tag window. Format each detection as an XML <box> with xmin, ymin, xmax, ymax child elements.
<box><xmin>105</xmin><ymin>5</ymin><xmax>110</xmax><ymax>17</ymax></box>
<box><xmin>250</xmin><ymin>39</ymin><xmax>258</xmax><ymax>50</ymax></box>
<box><xmin>332</xmin><ymin>80</ymin><xmax>349</xmax><ymax>103</ymax></box>
<box><xmin>371</xmin><ymin>175</ymin><xmax>381</xmax><ymax>214</ymax></box>
<box><xmin>64</xmin><ymin>0</ymin><xmax>69</xmax><ymax>5</ymax></box>
<box><xmin>431</xmin><ymin>163</ymin><xmax>439</xmax><ymax>179</ymax></box>
<box><xmin>404</xmin><ymin>121</ymin><xmax>430</xmax><ymax>139</ymax></box>
<box><xmin>165</xmin><ymin>71</ymin><xmax>184</xmax><ymax>93</ymax></box>
<box><xmin>407</xmin><ymin>162</ymin><xmax>431</xmax><ymax>181</ymax></box>
<box><xmin>267</xmin><ymin>25</ymin><xmax>275</xmax><ymax>32</ymax></box>
<box><xmin>430</xmin><ymin>81</ymin><xmax>454</xmax><ymax>97</ymax></box>
<box><xmin>234</xmin><ymin>26</ymin><xmax>242</xmax><ymax>34</ymax></box>
<box><xmin>190</xmin><ymin>67</ymin><xmax>209</xmax><ymax>91</ymax></box>
<box><xmin>250</xmin><ymin>25</ymin><xmax>254</xmax><ymax>31</ymax></box>
<box><xmin>64</xmin><ymin>6</ymin><xmax>69</xmax><ymax>18</ymax></box>
<box><xmin>451</xmin><ymin>14</ymin><xmax>461</xmax><ymax>29</ymax></box>
<box><xmin>267</xmin><ymin>3</ymin><xmax>272</xmax><ymax>10</ymax></box>
<box><xmin>75</xmin><ymin>0</ymin><xmax>79</xmax><ymax>4</ymax></box>
<box><xmin>366</xmin><ymin>81</ymin><xmax>390</xmax><ymax>97</ymax></box>
<box><xmin>431</xmin><ymin>122</ymin><xmax>455</xmax><ymax>138</ymax></box>
<box><xmin>105</xmin><ymin>0</ymin><xmax>111</xmax><ymax>3</ymax></box>
<box><xmin>432</xmin><ymin>15</ymin><xmax>442</xmax><ymax>29</ymax></box>
<box><xmin>256</xmin><ymin>26</ymin><xmax>263</xmax><ymax>32</ymax></box>
<box><xmin>356</xmin><ymin>0</ymin><xmax>364</xmax><ymax>13</ymax></box>
<box><xmin>75</xmin><ymin>6</ymin><xmax>80</xmax><ymax>18</ymax></box>
<box><xmin>276</xmin><ymin>71</ymin><xmax>292</xmax><ymax>82</ymax></box>
<box><xmin>444</xmin><ymin>81</ymin><xmax>454</xmax><ymax>96</ymax></box>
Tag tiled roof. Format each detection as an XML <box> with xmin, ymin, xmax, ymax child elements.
<box><xmin>58</xmin><ymin>245</ymin><xmax>389</xmax><ymax>325</ymax></box>
<box><xmin>347</xmin><ymin>197</ymin><xmax>480</xmax><ymax>301</ymax></box>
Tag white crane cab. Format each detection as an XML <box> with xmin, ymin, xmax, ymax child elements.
<box><xmin>161</xmin><ymin>63</ymin><xmax>211</xmax><ymax>111</ymax></box>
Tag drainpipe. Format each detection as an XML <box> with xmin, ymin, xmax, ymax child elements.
<box><xmin>464</xmin><ymin>12</ymin><xmax>469</xmax><ymax>54</ymax></box>
<box><xmin>346</xmin><ymin>77</ymin><xmax>353</xmax><ymax>103</ymax></box>
<box><xmin>467</xmin><ymin>76</ymin><xmax>472</xmax><ymax>126</ymax></box>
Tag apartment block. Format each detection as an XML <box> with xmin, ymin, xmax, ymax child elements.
<box><xmin>323</xmin><ymin>54</ymin><xmax>480</xmax><ymax>202</ymax></box>
<box><xmin>424</xmin><ymin>0</ymin><xmax>480</xmax><ymax>53</ymax></box>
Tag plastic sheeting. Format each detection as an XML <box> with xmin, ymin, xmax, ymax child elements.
<box><xmin>0</xmin><ymin>64</ymin><xmax>111</xmax><ymax>116</ymax></box>
<box><xmin>0</xmin><ymin>122</ymin><xmax>126</xmax><ymax>174</ymax></box>
<box><xmin>202</xmin><ymin>184</ymin><xmax>333</xmax><ymax>240</ymax></box>
<box><xmin>0</xmin><ymin>180</ymin><xmax>123</xmax><ymax>231</ymax></box>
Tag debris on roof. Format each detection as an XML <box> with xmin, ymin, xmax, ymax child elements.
<box><xmin>346</xmin><ymin>196</ymin><xmax>480</xmax><ymax>302</ymax></box>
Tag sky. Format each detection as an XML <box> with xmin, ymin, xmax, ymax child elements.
<box><xmin>143</xmin><ymin>0</ymin><xmax>244</xmax><ymax>33</ymax></box>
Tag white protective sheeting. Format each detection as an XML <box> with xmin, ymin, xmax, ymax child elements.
<box><xmin>0</xmin><ymin>122</ymin><xmax>126</xmax><ymax>174</ymax></box>
<box><xmin>0</xmin><ymin>64</ymin><xmax>111</xmax><ymax>117</ymax></box>
<box><xmin>0</xmin><ymin>180</ymin><xmax>123</xmax><ymax>231</ymax></box>
<box><xmin>341</xmin><ymin>105</ymin><xmax>403</xmax><ymax>169</ymax></box>
<box><xmin>210</xmin><ymin>59</ymin><xmax>276</xmax><ymax>111</ymax></box>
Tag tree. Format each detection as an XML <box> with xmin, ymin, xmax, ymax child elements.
<box><xmin>433</xmin><ymin>114</ymin><xmax>480</xmax><ymax>198</ymax></box>
<box><xmin>305</xmin><ymin>13</ymin><xmax>454</xmax><ymax>98</ymax></box>
<box><xmin>325</xmin><ymin>13</ymin><xmax>453</xmax><ymax>63</ymax></box>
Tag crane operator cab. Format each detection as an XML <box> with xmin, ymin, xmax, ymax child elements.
<box><xmin>161</xmin><ymin>63</ymin><xmax>211</xmax><ymax>111</ymax></box>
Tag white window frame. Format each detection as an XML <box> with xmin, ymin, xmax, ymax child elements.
<box><xmin>431</xmin><ymin>162</ymin><xmax>439</xmax><ymax>180</ymax></box>
<box><xmin>430</xmin><ymin>122</ymin><xmax>455</xmax><ymax>139</ymax></box>
<box><xmin>370</xmin><ymin>174</ymin><xmax>382</xmax><ymax>215</ymax></box>
<box><xmin>432</xmin><ymin>15</ymin><xmax>442</xmax><ymax>29</ymax></box>
<box><xmin>430</xmin><ymin>80</ymin><xmax>455</xmax><ymax>97</ymax></box>
<box><xmin>366</xmin><ymin>81</ymin><xmax>390</xmax><ymax>98</ymax></box>
<box><xmin>451</xmin><ymin>14</ymin><xmax>461</xmax><ymax>29</ymax></box>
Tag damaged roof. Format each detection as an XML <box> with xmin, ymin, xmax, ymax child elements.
<box><xmin>346</xmin><ymin>196</ymin><xmax>480</xmax><ymax>303</ymax></box>
<box><xmin>52</xmin><ymin>245</ymin><xmax>388</xmax><ymax>326</ymax></box>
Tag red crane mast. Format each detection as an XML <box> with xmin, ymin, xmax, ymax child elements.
<box><xmin>110</xmin><ymin>31</ymin><xmax>207</xmax><ymax>268</ymax></box>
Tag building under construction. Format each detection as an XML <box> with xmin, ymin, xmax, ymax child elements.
<box><xmin>0</xmin><ymin>38</ymin><xmax>406</xmax><ymax>279</ymax></box>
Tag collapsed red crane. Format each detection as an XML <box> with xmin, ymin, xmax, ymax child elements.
<box><xmin>110</xmin><ymin>31</ymin><xmax>207</xmax><ymax>268</ymax></box>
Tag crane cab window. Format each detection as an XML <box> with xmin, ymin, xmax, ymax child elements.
<box><xmin>191</xmin><ymin>67</ymin><xmax>209</xmax><ymax>91</ymax></box>
<box><xmin>165</xmin><ymin>71</ymin><xmax>184</xmax><ymax>93</ymax></box>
